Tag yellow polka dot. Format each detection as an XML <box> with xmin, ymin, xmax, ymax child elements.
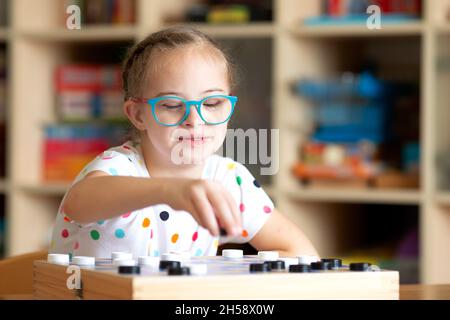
<box><xmin>50</xmin><ymin>240</ymin><xmax>55</xmax><ymax>249</ymax></box>
<box><xmin>171</xmin><ymin>233</ymin><xmax>179</xmax><ymax>243</ymax></box>
<box><xmin>227</xmin><ymin>162</ymin><xmax>236</xmax><ymax>170</ymax></box>
<box><xmin>142</xmin><ymin>218</ymin><xmax>151</xmax><ymax>228</ymax></box>
<box><xmin>213</xmin><ymin>239</ymin><xmax>219</xmax><ymax>248</ymax></box>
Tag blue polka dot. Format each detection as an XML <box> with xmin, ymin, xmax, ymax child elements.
<box><xmin>109</xmin><ymin>168</ymin><xmax>118</xmax><ymax>175</ymax></box>
<box><xmin>97</xmin><ymin>220</ymin><xmax>105</xmax><ymax>225</ymax></box>
<box><xmin>195</xmin><ymin>249</ymin><xmax>202</xmax><ymax>256</ymax></box>
<box><xmin>153</xmin><ymin>250</ymin><xmax>160</xmax><ymax>257</ymax></box>
<box><xmin>114</xmin><ymin>228</ymin><xmax>125</xmax><ymax>239</ymax></box>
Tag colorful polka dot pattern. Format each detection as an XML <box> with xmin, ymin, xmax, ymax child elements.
<box><xmin>55</xmin><ymin>155</ymin><xmax>274</xmax><ymax>258</ymax></box>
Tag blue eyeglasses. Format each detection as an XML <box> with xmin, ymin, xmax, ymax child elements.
<box><xmin>131</xmin><ymin>95</ymin><xmax>237</xmax><ymax>126</ymax></box>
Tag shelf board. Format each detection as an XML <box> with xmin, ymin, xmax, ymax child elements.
<box><xmin>19</xmin><ymin>25</ymin><xmax>137</xmax><ymax>42</ymax></box>
<box><xmin>20</xmin><ymin>183</ymin><xmax>70</xmax><ymax>196</ymax></box>
<box><xmin>164</xmin><ymin>22</ymin><xmax>275</xmax><ymax>38</ymax></box>
<box><xmin>292</xmin><ymin>22</ymin><xmax>424</xmax><ymax>38</ymax></box>
<box><xmin>284</xmin><ymin>187</ymin><xmax>422</xmax><ymax>205</ymax></box>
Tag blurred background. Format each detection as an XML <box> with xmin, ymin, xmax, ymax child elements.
<box><xmin>0</xmin><ymin>0</ymin><xmax>449</xmax><ymax>285</ymax></box>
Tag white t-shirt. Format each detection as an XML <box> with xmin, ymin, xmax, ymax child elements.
<box><xmin>49</xmin><ymin>140</ymin><xmax>275</xmax><ymax>259</ymax></box>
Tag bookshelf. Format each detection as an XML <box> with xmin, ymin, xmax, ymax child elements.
<box><xmin>2</xmin><ymin>0</ymin><xmax>450</xmax><ymax>284</ymax></box>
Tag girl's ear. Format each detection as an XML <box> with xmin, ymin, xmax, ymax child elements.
<box><xmin>124</xmin><ymin>100</ymin><xmax>146</xmax><ymax>130</ymax></box>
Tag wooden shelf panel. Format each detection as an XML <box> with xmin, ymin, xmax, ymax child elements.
<box><xmin>284</xmin><ymin>187</ymin><xmax>422</xmax><ymax>205</ymax></box>
<box><xmin>18</xmin><ymin>25</ymin><xmax>137</xmax><ymax>42</ymax></box>
<box><xmin>164</xmin><ymin>22</ymin><xmax>275</xmax><ymax>38</ymax></box>
<box><xmin>436</xmin><ymin>24</ymin><xmax>450</xmax><ymax>34</ymax></box>
<box><xmin>20</xmin><ymin>183</ymin><xmax>69</xmax><ymax>196</ymax></box>
<box><xmin>435</xmin><ymin>192</ymin><xmax>450</xmax><ymax>206</ymax></box>
<box><xmin>292</xmin><ymin>22</ymin><xmax>424</xmax><ymax>38</ymax></box>
<box><xmin>0</xmin><ymin>28</ymin><xmax>10</xmax><ymax>41</ymax></box>
<box><xmin>0</xmin><ymin>179</ymin><xmax>9</xmax><ymax>194</ymax></box>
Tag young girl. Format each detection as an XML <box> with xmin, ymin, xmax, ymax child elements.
<box><xmin>49</xmin><ymin>26</ymin><xmax>318</xmax><ymax>260</ymax></box>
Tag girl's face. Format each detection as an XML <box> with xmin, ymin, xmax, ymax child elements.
<box><xmin>136</xmin><ymin>46</ymin><xmax>230</xmax><ymax>166</ymax></box>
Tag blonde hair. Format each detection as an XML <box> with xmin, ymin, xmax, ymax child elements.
<box><xmin>121</xmin><ymin>26</ymin><xmax>238</xmax><ymax>142</ymax></box>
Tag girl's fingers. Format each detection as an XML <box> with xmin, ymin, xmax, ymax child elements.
<box><xmin>223</xmin><ymin>190</ymin><xmax>242</xmax><ymax>233</ymax></box>
<box><xmin>190</xmin><ymin>192</ymin><xmax>219</xmax><ymax>236</ymax></box>
<box><xmin>206</xmin><ymin>190</ymin><xmax>236</xmax><ymax>236</ymax></box>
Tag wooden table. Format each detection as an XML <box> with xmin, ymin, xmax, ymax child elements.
<box><xmin>400</xmin><ymin>284</ymin><xmax>450</xmax><ymax>300</ymax></box>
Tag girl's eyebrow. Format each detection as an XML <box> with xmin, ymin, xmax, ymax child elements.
<box><xmin>155</xmin><ymin>88</ymin><xmax>225</xmax><ymax>97</ymax></box>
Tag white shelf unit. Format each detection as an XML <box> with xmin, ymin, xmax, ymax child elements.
<box><xmin>2</xmin><ymin>0</ymin><xmax>450</xmax><ymax>284</ymax></box>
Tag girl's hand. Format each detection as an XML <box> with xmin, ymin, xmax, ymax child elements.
<box><xmin>164</xmin><ymin>179</ymin><xmax>242</xmax><ymax>237</ymax></box>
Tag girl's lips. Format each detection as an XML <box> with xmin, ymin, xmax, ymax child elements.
<box><xmin>178</xmin><ymin>136</ymin><xmax>212</xmax><ymax>145</ymax></box>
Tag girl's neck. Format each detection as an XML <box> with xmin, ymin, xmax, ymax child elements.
<box><xmin>139</xmin><ymin>139</ymin><xmax>207</xmax><ymax>179</ymax></box>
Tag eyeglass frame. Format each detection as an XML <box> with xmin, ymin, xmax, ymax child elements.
<box><xmin>130</xmin><ymin>94</ymin><xmax>238</xmax><ymax>126</ymax></box>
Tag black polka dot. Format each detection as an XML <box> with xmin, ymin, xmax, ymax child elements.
<box><xmin>253</xmin><ymin>179</ymin><xmax>261</xmax><ymax>188</ymax></box>
<box><xmin>160</xmin><ymin>211</ymin><xmax>170</xmax><ymax>221</ymax></box>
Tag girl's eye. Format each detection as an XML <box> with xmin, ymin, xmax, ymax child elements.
<box><xmin>203</xmin><ymin>100</ymin><xmax>223</xmax><ymax>107</ymax></box>
<box><xmin>161</xmin><ymin>104</ymin><xmax>183</xmax><ymax>109</ymax></box>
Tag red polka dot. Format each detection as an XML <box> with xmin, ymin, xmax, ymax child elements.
<box><xmin>192</xmin><ymin>231</ymin><xmax>198</xmax><ymax>242</ymax></box>
<box><xmin>74</xmin><ymin>241</ymin><xmax>79</xmax><ymax>250</ymax></box>
<box><xmin>150</xmin><ymin>229</ymin><xmax>154</xmax><ymax>239</ymax></box>
<box><xmin>61</xmin><ymin>229</ymin><xmax>69</xmax><ymax>238</ymax></box>
<box><xmin>263</xmin><ymin>206</ymin><xmax>272</xmax><ymax>214</ymax></box>
<box><xmin>123</xmin><ymin>145</ymin><xmax>131</xmax><ymax>150</ymax></box>
<box><xmin>122</xmin><ymin>212</ymin><xmax>132</xmax><ymax>218</ymax></box>
<box><xmin>239</xmin><ymin>203</ymin><xmax>245</xmax><ymax>213</ymax></box>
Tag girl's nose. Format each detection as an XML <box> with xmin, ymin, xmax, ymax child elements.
<box><xmin>182</xmin><ymin>104</ymin><xmax>205</xmax><ymax>127</ymax></box>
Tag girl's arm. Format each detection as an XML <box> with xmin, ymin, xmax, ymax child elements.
<box><xmin>63</xmin><ymin>171</ymin><xmax>242</xmax><ymax>237</ymax></box>
<box><xmin>249</xmin><ymin>208</ymin><xmax>319</xmax><ymax>257</ymax></box>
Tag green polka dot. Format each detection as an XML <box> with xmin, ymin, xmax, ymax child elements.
<box><xmin>90</xmin><ymin>230</ymin><xmax>100</xmax><ymax>240</ymax></box>
<box><xmin>236</xmin><ymin>176</ymin><xmax>242</xmax><ymax>186</ymax></box>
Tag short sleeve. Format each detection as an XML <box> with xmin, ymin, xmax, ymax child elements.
<box><xmin>219</xmin><ymin>160</ymin><xmax>275</xmax><ymax>244</ymax></box>
<box><xmin>60</xmin><ymin>144</ymin><xmax>142</xmax><ymax>227</ymax></box>
<box><xmin>75</xmin><ymin>148</ymin><xmax>139</xmax><ymax>182</ymax></box>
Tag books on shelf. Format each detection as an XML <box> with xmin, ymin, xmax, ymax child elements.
<box><xmin>60</xmin><ymin>0</ymin><xmax>136</xmax><ymax>26</ymax></box>
<box><xmin>55</xmin><ymin>64</ymin><xmax>125</xmax><ymax>121</ymax></box>
<box><xmin>61</xmin><ymin>0</ymin><xmax>136</xmax><ymax>26</ymax></box>
<box><xmin>305</xmin><ymin>0</ymin><xmax>421</xmax><ymax>26</ymax></box>
<box><xmin>43</xmin><ymin>123</ymin><xmax>128</xmax><ymax>182</ymax></box>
